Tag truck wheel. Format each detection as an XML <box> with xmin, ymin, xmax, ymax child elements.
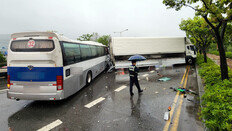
<box><xmin>188</xmin><ymin>58</ymin><xmax>193</xmax><ymax>64</ymax></box>
<box><xmin>86</xmin><ymin>71</ymin><xmax>92</xmax><ymax>85</ymax></box>
<box><xmin>185</xmin><ymin>57</ymin><xmax>193</xmax><ymax>65</ymax></box>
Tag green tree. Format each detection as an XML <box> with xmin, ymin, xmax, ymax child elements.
<box><xmin>77</xmin><ymin>32</ymin><xmax>99</xmax><ymax>41</ymax></box>
<box><xmin>163</xmin><ymin>0</ymin><xmax>232</xmax><ymax>80</ymax></box>
<box><xmin>0</xmin><ymin>53</ymin><xmax>6</xmax><ymax>63</ymax></box>
<box><xmin>97</xmin><ymin>35</ymin><xmax>111</xmax><ymax>46</ymax></box>
<box><xmin>224</xmin><ymin>23</ymin><xmax>232</xmax><ymax>52</ymax></box>
<box><xmin>179</xmin><ymin>17</ymin><xmax>214</xmax><ymax>63</ymax></box>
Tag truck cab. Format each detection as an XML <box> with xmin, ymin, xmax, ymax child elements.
<box><xmin>185</xmin><ymin>44</ymin><xmax>197</xmax><ymax>64</ymax></box>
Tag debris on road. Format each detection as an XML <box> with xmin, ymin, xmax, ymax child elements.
<box><xmin>177</xmin><ymin>88</ymin><xmax>186</xmax><ymax>94</ymax></box>
<box><xmin>158</xmin><ymin>77</ymin><xmax>171</xmax><ymax>82</ymax></box>
<box><xmin>170</xmin><ymin>87</ymin><xmax>198</xmax><ymax>95</ymax></box>
<box><xmin>187</xmin><ymin>98</ymin><xmax>198</xmax><ymax>104</ymax></box>
<box><xmin>184</xmin><ymin>94</ymin><xmax>187</xmax><ymax>98</ymax></box>
<box><xmin>188</xmin><ymin>89</ymin><xmax>198</xmax><ymax>95</ymax></box>
<box><xmin>168</xmin><ymin>106</ymin><xmax>171</xmax><ymax>111</ymax></box>
<box><xmin>146</xmin><ymin>77</ymin><xmax>149</xmax><ymax>81</ymax></box>
<box><xmin>155</xmin><ymin>91</ymin><xmax>159</xmax><ymax>94</ymax></box>
<box><xmin>164</xmin><ymin>112</ymin><xmax>170</xmax><ymax>121</ymax></box>
<box><xmin>157</xmin><ymin>72</ymin><xmax>163</xmax><ymax>77</ymax></box>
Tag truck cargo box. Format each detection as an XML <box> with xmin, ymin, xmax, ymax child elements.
<box><xmin>110</xmin><ymin>37</ymin><xmax>186</xmax><ymax>56</ymax></box>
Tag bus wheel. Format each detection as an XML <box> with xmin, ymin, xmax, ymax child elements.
<box><xmin>86</xmin><ymin>71</ymin><xmax>92</xmax><ymax>85</ymax></box>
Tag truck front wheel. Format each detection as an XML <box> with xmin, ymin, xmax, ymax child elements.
<box><xmin>185</xmin><ymin>56</ymin><xmax>195</xmax><ymax>65</ymax></box>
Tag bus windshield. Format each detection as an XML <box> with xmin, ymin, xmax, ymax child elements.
<box><xmin>11</xmin><ymin>40</ymin><xmax>54</xmax><ymax>52</ymax></box>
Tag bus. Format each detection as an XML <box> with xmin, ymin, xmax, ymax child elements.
<box><xmin>7</xmin><ymin>32</ymin><xmax>109</xmax><ymax>100</ymax></box>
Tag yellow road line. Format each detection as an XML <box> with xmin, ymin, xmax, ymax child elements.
<box><xmin>170</xmin><ymin>95</ymin><xmax>184</xmax><ymax>131</ymax></box>
<box><xmin>163</xmin><ymin>65</ymin><xmax>189</xmax><ymax>131</ymax></box>
<box><xmin>170</xmin><ymin>66</ymin><xmax>190</xmax><ymax>131</ymax></box>
<box><xmin>180</xmin><ymin>66</ymin><xmax>188</xmax><ymax>85</ymax></box>
<box><xmin>183</xmin><ymin>66</ymin><xmax>190</xmax><ymax>89</ymax></box>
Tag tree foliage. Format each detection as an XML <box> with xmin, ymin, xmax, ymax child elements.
<box><xmin>97</xmin><ymin>35</ymin><xmax>111</xmax><ymax>46</ymax></box>
<box><xmin>77</xmin><ymin>32</ymin><xmax>99</xmax><ymax>41</ymax></box>
<box><xmin>163</xmin><ymin>0</ymin><xmax>232</xmax><ymax>80</ymax></box>
<box><xmin>77</xmin><ymin>33</ymin><xmax>111</xmax><ymax>46</ymax></box>
<box><xmin>0</xmin><ymin>53</ymin><xmax>6</xmax><ymax>63</ymax></box>
<box><xmin>224</xmin><ymin>23</ymin><xmax>232</xmax><ymax>51</ymax></box>
<box><xmin>197</xmin><ymin>54</ymin><xmax>232</xmax><ymax>130</ymax></box>
<box><xmin>179</xmin><ymin>16</ymin><xmax>215</xmax><ymax>62</ymax></box>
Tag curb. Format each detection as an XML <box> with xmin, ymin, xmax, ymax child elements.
<box><xmin>195</xmin><ymin>65</ymin><xmax>208</xmax><ymax>131</ymax></box>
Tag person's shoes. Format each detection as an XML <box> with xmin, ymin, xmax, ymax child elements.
<box><xmin>139</xmin><ymin>90</ymin><xmax>143</xmax><ymax>94</ymax></box>
<box><xmin>130</xmin><ymin>93</ymin><xmax>134</xmax><ymax>96</ymax></box>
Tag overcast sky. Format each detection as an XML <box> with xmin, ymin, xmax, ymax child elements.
<box><xmin>0</xmin><ymin>0</ymin><xmax>195</xmax><ymax>39</ymax></box>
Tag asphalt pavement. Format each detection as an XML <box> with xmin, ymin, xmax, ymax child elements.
<box><xmin>0</xmin><ymin>64</ymin><xmax>204</xmax><ymax>131</ymax></box>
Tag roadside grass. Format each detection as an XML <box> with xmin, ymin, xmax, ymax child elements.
<box><xmin>197</xmin><ymin>54</ymin><xmax>232</xmax><ymax>130</ymax></box>
<box><xmin>208</xmin><ymin>50</ymin><xmax>232</xmax><ymax>59</ymax></box>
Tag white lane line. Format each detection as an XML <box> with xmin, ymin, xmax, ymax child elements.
<box><xmin>142</xmin><ymin>74</ymin><xmax>149</xmax><ymax>77</ymax></box>
<box><xmin>0</xmin><ymin>89</ymin><xmax>8</xmax><ymax>94</ymax></box>
<box><xmin>37</xmin><ymin>119</ymin><xmax>62</xmax><ymax>131</ymax></box>
<box><xmin>150</xmin><ymin>70</ymin><xmax>155</xmax><ymax>73</ymax></box>
<box><xmin>114</xmin><ymin>85</ymin><xmax>127</xmax><ymax>92</ymax></box>
<box><xmin>85</xmin><ymin>97</ymin><xmax>105</xmax><ymax>108</ymax></box>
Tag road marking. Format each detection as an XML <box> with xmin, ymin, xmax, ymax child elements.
<box><xmin>170</xmin><ymin>95</ymin><xmax>184</xmax><ymax>131</ymax></box>
<box><xmin>150</xmin><ymin>70</ymin><xmax>155</xmax><ymax>73</ymax></box>
<box><xmin>85</xmin><ymin>97</ymin><xmax>105</xmax><ymax>108</ymax></box>
<box><xmin>37</xmin><ymin>119</ymin><xmax>62</xmax><ymax>131</ymax></box>
<box><xmin>115</xmin><ymin>85</ymin><xmax>127</xmax><ymax>92</ymax></box>
<box><xmin>170</xmin><ymin>66</ymin><xmax>190</xmax><ymax>131</ymax></box>
<box><xmin>142</xmin><ymin>74</ymin><xmax>149</xmax><ymax>77</ymax></box>
<box><xmin>163</xmin><ymin>65</ymin><xmax>189</xmax><ymax>131</ymax></box>
<box><xmin>163</xmin><ymin>91</ymin><xmax>180</xmax><ymax>131</ymax></box>
<box><xmin>180</xmin><ymin>66</ymin><xmax>189</xmax><ymax>85</ymax></box>
<box><xmin>183</xmin><ymin>67</ymin><xmax>190</xmax><ymax>89</ymax></box>
<box><xmin>0</xmin><ymin>89</ymin><xmax>8</xmax><ymax>94</ymax></box>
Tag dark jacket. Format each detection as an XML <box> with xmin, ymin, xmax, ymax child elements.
<box><xmin>129</xmin><ymin>65</ymin><xmax>139</xmax><ymax>77</ymax></box>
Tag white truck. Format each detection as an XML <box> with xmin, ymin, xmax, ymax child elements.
<box><xmin>109</xmin><ymin>37</ymin><xmax>196</xmax><ymax>68</ymax></box>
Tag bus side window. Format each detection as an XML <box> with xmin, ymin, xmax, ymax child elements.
<box><xmin>101</xmin><ymin>47</ymin><xmax>104</xmax><ymax>56</ymax></box>
<box><xmin>80</xmin><ymin>44</ymin><xmax>92</xmax><ymax>60</ymax></box>
<box><xmin>97</xmin><ymin>46</ymin><xmax>104</xmax><ymax>57</ymax></box>
<box><xmin>90</xmin><ymin>45</ymin><xmax>98</xmax><ymax>58</ymax></box>
<box><xmin>63</xmin><ymin>42</ymin><xmax>81</xmax><ymax>66</ymax></box>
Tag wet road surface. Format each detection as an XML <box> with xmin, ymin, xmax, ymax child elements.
<box><xmin>0</xmin><ymin>64</ymin><xmax>203</xmax><ymax>131</ymax></box>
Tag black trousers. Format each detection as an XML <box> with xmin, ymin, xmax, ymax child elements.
<box><xmin>130</xmin><ymin>76</ymin><xmax>142</xmax><ymax>95</ymax></box>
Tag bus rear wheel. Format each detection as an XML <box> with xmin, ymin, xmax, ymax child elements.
<box><xmin>86</xmin><ymin>71</ymin><xmax>92</xmax><ymax>85</ymax></box>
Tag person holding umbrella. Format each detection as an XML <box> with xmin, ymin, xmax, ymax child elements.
<box><xmin>128</xmin><ymin>55</ymin><xmax>146</xmax><ymax>96</ymax></box>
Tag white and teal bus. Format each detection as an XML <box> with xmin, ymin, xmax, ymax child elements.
<box><xmin>7</xmin><ymin>32</ymin><xmax>108</xmax><ymax>100</ymax></box>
